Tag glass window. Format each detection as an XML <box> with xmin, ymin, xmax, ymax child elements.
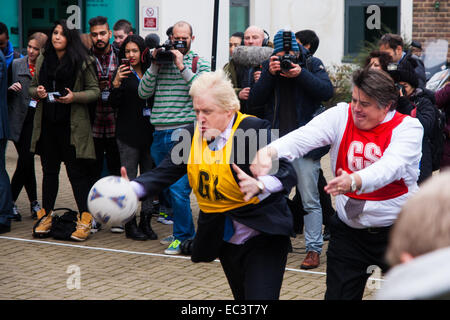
<box><xmin>345</xmin><ymin>0</ymin><xmax>400</xmax><ymax>58</ymax></box>
<box><xmin>85</xmin><ymin>0</ymin><xmax>137</xmax><ymax>35</ymax></box>
<box><xmin>21</xmin><ymin>0</ymin><xmax>80</xmax><ymax>49</ymax></box>
<box><xmin>230</xmin><ymin>0</ymin><xmax>249</xmax><ymax>36</ymax></box>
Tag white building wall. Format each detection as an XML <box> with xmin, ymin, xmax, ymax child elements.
<box><xmin>137</xmin><ymin>0</ymin><xmax>413</xmax><ymax>69</ymax></box>
<box><xmin>251</xmin><ymin>0</ymin><xmax>413</xmax><ymax>67</ymax></box>
<box><xmin>251</xmin><ymin>0</ymin><xmax>345</xmax><ymax>67</ymax></box>
<box><xmin>401</xmin><ymin>0</ymin><xmax>413</xmax><ymax>42</ymax></box>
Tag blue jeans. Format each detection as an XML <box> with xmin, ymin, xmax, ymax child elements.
<box><xmin>0</xmin><ymin>139</ymin><xmax>13</xmax><ymax>227</ymax></box>
<box><xmin>292</xmin><ymin>157</ymin><xmax>323</xmax><ymax>254</ymax></box>
<box><xmin>151</xmin><ymin>129</ymin><xmax>195</xmax><ymax>242</ymax></box>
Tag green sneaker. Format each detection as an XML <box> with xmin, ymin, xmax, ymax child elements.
<box><xmin>164</xmin><ymin>239</ymin><xmax>181</xmax><ymax>255</ymax></box>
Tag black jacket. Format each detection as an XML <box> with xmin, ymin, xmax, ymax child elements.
<box><xmin>133</xmin><ymin>116</ymin><xmax>297</xmax><ymax>262</ymax></box>
<box><xmin>109</xmin><ymin>72</ymin><xmax>153</xmax><ymax>148</ymax></box>
<box><xmin>397</xmin><ymin>88</ymin><xmax>435</xmax><ymax>182</ymax></box>
<box><xmin>247</xmin><ymin>47</ymin><xmax>333</xmax><ymax>160</ymax></box>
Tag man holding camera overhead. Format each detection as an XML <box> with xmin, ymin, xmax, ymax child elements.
<box><xmin>138</xmin><ymin>21</ymin><xmax>210</xmax><ymax>255</ymax></box>
<box><xmin>248</xmin><ymin>29</ymin><xmax>333</xmax><ymax>269</ymax></box>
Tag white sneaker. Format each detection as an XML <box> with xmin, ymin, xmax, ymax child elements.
<box><xmin>110</xmin><ymin>225</ymin><xmax>125</xmax><ymax>233</ymax></box>
<box><xmin>30</xmin><ymin>201</ymin><xmax>41</xmax><ymax>219</ymax></box>
<box><xmin>157</xmin><ymin>213</ymin><xmax>173</xmax><ymax>225</ymax></box>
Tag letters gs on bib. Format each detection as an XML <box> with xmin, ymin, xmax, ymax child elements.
<box><xmin>348</xmin><ymin>141</ymin><xmax>382</xmax><ymax>172</ymax></box>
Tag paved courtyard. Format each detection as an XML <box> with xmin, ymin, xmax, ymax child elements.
<box><xmin>0</xmin><ymin>143</ymin><xmax>382</xmax><ymax>300</ymax></box>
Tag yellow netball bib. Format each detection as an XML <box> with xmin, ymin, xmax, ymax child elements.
<box><xmin>187</xmin><ymin>112</ymin><xmax>260</xmax><ymax>213</ymax></box>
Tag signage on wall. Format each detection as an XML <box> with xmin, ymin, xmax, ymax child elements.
<box><xmin>143</xmin><ymin>6</ymin><xmax>158</xmax><ymax>30</ymax></box>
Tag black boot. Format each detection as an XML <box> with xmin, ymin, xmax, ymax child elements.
<box><xmin>125</xmin><ymin>216</ymin><xmax>148</xmax><ymax>241</ymax></box>
<box><xmin>139</xmin><ymin>211</ymin><xmax>157</xmax><ymax>240</ymax></box>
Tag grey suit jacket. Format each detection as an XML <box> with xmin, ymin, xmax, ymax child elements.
<box><xmin>7</xmin><ymin>56</ymin><xmax>33</xmax><ymax>142</ymax></box>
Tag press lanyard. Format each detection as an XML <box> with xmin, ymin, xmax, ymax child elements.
<box><xmin>28</xmin><ymin>61</ymin><xmax>37</xmax><ymax>107</ymax></box>
<box><xmin>132</xmin><ymin>69</ymin><xmax>150</xmax><ymax>115</ymax></box>
<box><xmin>131</xmin><ymin>69</ymin><xmax>141</xmax><ymax>82</ymax></box>
<box><xmin>95</xmin><ymin>51</ymin><xmax>114</xmax><ymax>78</ymax></box>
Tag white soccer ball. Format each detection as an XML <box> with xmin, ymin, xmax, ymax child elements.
<box><xmin>87</xmin><ymin>176</ymin><xmax>138</xmax><ymax>226</ymax></box>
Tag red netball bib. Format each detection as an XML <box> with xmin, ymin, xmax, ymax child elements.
<box><xmin>335</xmin><ymin>105</ymin><xmax>408</xmax><ymax>201</ymax></box>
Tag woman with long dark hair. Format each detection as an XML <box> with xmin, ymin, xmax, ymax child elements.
<box><xmin>110</xmin><ymin>34</ymin><xmax>156</xmax><ymax>240</ymax></box>
<box><xmin>29</xmin><ymin>20</ymin><xmax>100</xmax><ymax>241</ymax></box>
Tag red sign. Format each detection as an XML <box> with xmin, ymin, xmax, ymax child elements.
<box><xmin>144</xmin><ymin>18</ymin><xmax>157</xmax><ymax>28</ymax></box>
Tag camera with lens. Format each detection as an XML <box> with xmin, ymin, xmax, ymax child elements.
<box><xmin>46</xmin><ymin>88</ymin><xmax>68</xmax><ymax>103</ymax></box>
<box><xmin>395</xmin><ymin>83</ymin><xmax>407</xmax><ymax>96</ymax></box>
<box><xmin>153</xmin><ymin>39</ymin><xmax>187</xmax><ymax>65</ymax></box>
<box><xmin>179</xmin><ymin>238</ymin><xmax>194</xmax><ymax>255</ymax></box>
<box><xmin>276</xmin><ymin>31</ymin><xmax>299</xmax><ymax>73</ymax></box>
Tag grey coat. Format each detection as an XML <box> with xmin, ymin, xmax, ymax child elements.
<box><xmin>7</xmin><ymin>56</ymin><xmax>33</xmax><ymax>142</ymax></box>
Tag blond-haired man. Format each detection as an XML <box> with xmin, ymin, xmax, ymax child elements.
<box><xmin>126</xmin><ymin>70</ymin><xmax>297</xmax><ymax>300</ymax></box>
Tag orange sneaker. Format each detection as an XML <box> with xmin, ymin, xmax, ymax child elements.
<box><xmin>71</xmin><ymin>212</ymin><xmax>93</xmax><ymax>241</ymax></box>
<box><xmin>32</xmin><ymin>209</ymin><xmax>53</xmax><ymax>237</ymax></box>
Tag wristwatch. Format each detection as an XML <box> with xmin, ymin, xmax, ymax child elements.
<box><xmin>255</xmin><ymin>179</ymin><xmax>265</xmax><ymax>194</ymax></box>
<box><xmin>350</xmin><ymin>174</ymin><xmax>357</xmax><ymax>192</ymax></box>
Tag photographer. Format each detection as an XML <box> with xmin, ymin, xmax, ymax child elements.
<box><xmin>248</xmin><ymin>29</ymin><xmax>333</xmax><ymax>270</ymax></box>
<box><xmin>138</xmin><ymin>21</ymin><xmax>210</xmax><ymax>255</ymax></box>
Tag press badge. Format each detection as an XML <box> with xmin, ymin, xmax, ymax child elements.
<box><xmin>143</xmin><ymin>108</ymin><xmax>151</xmax><ymax>117</ymax></box>
<box><xmin>29</xmin><ymin>99</ymin><xmax>37</xmax><ymax>108</ymax></box>
<box><xmin>101</xmin><ymin>91</ymin><xmax>110</xmax><ymax>102</ymax></box>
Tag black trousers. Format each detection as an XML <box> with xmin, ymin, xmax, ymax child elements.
<box><xmin>92</xmin><ymin>136</ymin><xmax>121</xmax><ymax>185</ymax></box>
<box><xmin>11</xmin><ymin>109</ymin><xmax>37</xmax><ymax>202</ymax></box>
<box><xmin>39</xmin><ymin>121</ymin><xmax>92</xmax><ymax>213</ymax></box>
<box><xmin>325</xmin><ymin>214</ymin><xmax>391</xmax><ymax>300</ymax></box>
<box><xmin>219</xmin><ymin>234</ymin><xmax>290</xmax><ymax>300</ymax></box>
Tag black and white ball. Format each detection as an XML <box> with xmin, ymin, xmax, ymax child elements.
<box><xmin>87</xmin><ymin>176</ymin><xmax>138</xmax><ymax>226</ymax></box>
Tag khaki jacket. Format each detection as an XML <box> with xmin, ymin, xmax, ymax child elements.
<box><xmin>29</xmin><ymin>54</ymin><xmax>100</xmax><ymax>159</ymax></box>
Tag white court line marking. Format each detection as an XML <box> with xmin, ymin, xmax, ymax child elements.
<box><xmin>0</xmin><ymin>236</ymin><xmax>384</xmax><ymax>282</ymax></box>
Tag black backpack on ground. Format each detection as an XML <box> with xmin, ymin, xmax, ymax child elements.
<box><xmin>50</xmin><ymin>208</ymin><xmax>78</xmax><ymax>240</ymax></box>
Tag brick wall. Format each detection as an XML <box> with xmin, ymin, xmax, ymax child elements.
<box><xmin>412</xmin><ymin>0</ymin><xmax>450</xmax><ymax>62</ymax></box>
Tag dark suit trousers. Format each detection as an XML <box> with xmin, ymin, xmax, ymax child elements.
<box><xmin>325</xmin><ymin>214</ymin><xmax>391</xmax><ymax>300</ymax></box>
<box><xmin>219</xmin><ymin>234</ymin><xmax>290</xmax><ymax>300</ymax></box>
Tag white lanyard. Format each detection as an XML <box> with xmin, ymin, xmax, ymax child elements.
<box><xmin>95</xmin><ymin>51</ymin><xmax>114</xmax><ymax>77</ymax></box>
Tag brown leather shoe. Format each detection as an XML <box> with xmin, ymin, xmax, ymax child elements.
<box><xmin>300</xmin><ymin>251</ymin><xmax>320</xmax><ymax>269</ymax></box>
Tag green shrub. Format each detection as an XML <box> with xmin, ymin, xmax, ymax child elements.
<box><xmin>324</xmin><ymin>63</ymin><xmax>358</xmax><ymax>108</ymax></box>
